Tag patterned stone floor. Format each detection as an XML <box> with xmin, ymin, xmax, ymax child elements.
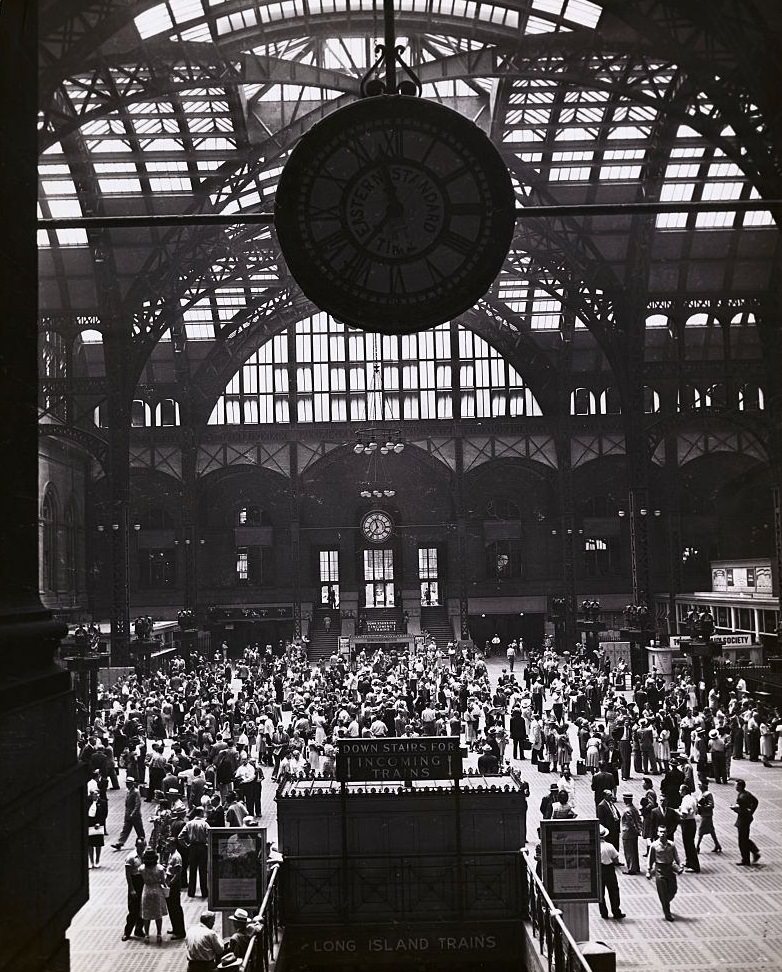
<box><xmin>69</xmin><ymin>659</ymin><xmax>782</xmax><ymax>971</ymax></box>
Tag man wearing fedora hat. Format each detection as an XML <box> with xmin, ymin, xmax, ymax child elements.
<box><xmin>477</xmin><ymin>744</ymin><xmax>499</xmax><ymax>774</ymax></box>
<box><xmin>539</xmin><ymin>783</ymin><xmax>560</xmax><ymax>821</ymax></box>
<box><xmin>225</xmin><ymin>908</ymin><xmax>254</xmax><ymax>959</ymax></box>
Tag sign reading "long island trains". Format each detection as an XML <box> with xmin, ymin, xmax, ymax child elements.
<box><xmin>335</xmin><ymin>736</ymin><xmax>463</xmax><ymax>782</ymax></box>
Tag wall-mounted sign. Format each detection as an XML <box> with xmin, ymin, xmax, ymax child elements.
<box><xmin>336</xmin><ymin>736</ymin><xmax>463</xmax><ymax>783</ymax></box>
<box><xmin>207</xmin><ymin>826</ymin><xmax>267</xmax><ymax>911</ymax></box>
<box><xmin>670</xmin><ymin>633</ymin><xmax>753</xmax><ymax>647</ymax></box>
<box><xmin>540</xmin><ymin>819</ymin><xmax>600</xmax><ymax>903</ymax></box>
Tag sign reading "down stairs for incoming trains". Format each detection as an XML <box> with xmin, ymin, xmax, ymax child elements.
<box><xmin>335</xmin><ymin>736</ymin><xmax>463</xmax><ymax>783</ymax></box>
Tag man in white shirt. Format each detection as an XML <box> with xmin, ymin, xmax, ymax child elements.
<box><xmin>678</xmin><ymin>784</ymin><xmax>700</xmax><ymax>872</ymax></box>
<box><xmin>598</xmin><ymin>826</ymin><xmax>626</xmax><ymax>920</ymax></box>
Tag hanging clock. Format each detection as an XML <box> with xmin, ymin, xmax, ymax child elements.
<box><xmin>274</xmin><ymin>96</ymin><xmax>515</xmax><ymax>335</ymax></box>
<box><xmin>361</xmin><ymin>510</ymin><xmax>394</xmax><ymax>543</ymax></box>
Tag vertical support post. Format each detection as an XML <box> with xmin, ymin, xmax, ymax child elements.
<box><xmin>774</xmin><ymin>485</ymin><xmax>782</xmax><ymax>646</ymax></box>
<box><xmin>182</xmin><ymin>445</ymin><xmax>198</xmax><ymax>612</ymax></box>
<box><xmin>454</xmin><ymin>436</ymin><xmax>469</xmax><ymax>639</ymax></box>
<box><xmin>1</xmin><ymin>2</ymin><xmax>87</xmax><ymax>966</ymax></box>
<box><xmin>556</xmin><ymin>299</ymin><xmax>576</xmax><ymax>653</ymax></box>
<box><xmin>289</xmin><ymin>443</ymin><xmax>302</xmax><ymax>639</ymax></box>
<box><xmin>107</xmin><ymin>419</ymin><xmax>130</xmax><ymax>665</ymax></box>
<box><xmin>629</xmin><ymin>486</ymin><xmax>650</xmax><ymax>607</ymax></box>
<box><xmin>383</xmin><ymin>0</ymin><xmax>397</xmax><ymax>94</ymax></box>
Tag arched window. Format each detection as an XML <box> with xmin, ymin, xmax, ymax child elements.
<box><xmin>645</xmin><ymin>314</ymin><xmax>668</xmax><ymax>328</ymax></box>
<box><xmin>706</xmin><ymin>383</ymin><xmax>728</xmax><ymax>409</ymax></box>
<box><xmin>41</xmin><ymin>489</ymin><xmax>58</xmax><ymax>591</ymax></box>
<box><xmin>155</xmin><ymin>399</ymin><xmax>180</xmax><ymax>426</ymax></box>
<box><xmin>739</xmin><ymin>383</ymin><xmax>764</xmax><ymax>411</ymax></box>
<box><xmin>571</xmin><ymin>387</ymin><xmax>596</xmax><ymax>416</ymax></box>
<box><xmin>600</xmin><ymin>388</ymin><xmax>622</xmax><ymax>415</ymax></box>
<box><xmin>131</xmin><ymin>399</ymin><xmax>152</xmax><ymax>427</ymax></box>
<box><xmin>208</xmin><ymin>316</ymin><xmax>542</xmax><ymax>425</ymax></box>
<box><xmin>93</xmin><ymin>403</ymin><xmax>108</xmax><ymax>428</ymax></box>
<box><xmin>685</xmin><ymin>312</ymin><xmax>709</xmax><ymax>327</ymax></box>
<box><xmin>643</xmin><ymin>386</ymin><xmax>660</xmax><ymax>414</ymax></box>
<box><xmin>678</xmin><ymin>385</ymin><xmax>700</xmax><ymax>410</ymax></box>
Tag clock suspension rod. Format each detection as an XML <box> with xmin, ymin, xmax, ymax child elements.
<box><xmin>37</xmin><ymin>197</ymin><xmax>781</xmax><ymax>230</ymax></box>
<box><xmin>383</xmin><ymin>0</ymin><xmax>397</xmax><ymax>96</ymax></box>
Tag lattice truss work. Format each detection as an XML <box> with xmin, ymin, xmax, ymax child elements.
<box><xmin>37</xmin><ymin>0</ymin><xmax>781</xmax><ymax>446</ymax></box>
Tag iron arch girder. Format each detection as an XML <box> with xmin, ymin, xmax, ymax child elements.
<box><xmin>604</xmin><ymin>0</ymin><xmax>782</xmax><ymax>182</ymax></box>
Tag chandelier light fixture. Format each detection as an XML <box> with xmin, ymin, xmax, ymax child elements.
<box><xmin>354</xmin><ymin>336</ymin><xmax>405</xmax><ymax>499</ymax></box>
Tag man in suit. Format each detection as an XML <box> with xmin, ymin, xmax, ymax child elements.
<box><xmin>620</xmin><ymin>792</ymin><xmax>643</xmax><ymax>874</ymax></box>
<box><xmin>591</xmin><ymin>762</ymin><xmax>617</xmax><ymax>811</ymax></box>
<box><xmin>650</xmin><ymin>795</ymin><xmax>680</xmax><ymax>840</ymax></box>
<box><xmin>539</xmin><ymin>783</ymin><xmax>560</xmax><ymax>821</ymax></box>
<box><xmin>660</xmin><ymin>757</ymin><xmax>686</xmax><ymax>810</ymax></box>
<box><xmin>597</xmin><ymin>790</ymin><xmax>621</xmax><ymax>850</ymax></box>
<box><xmin>617</xmin><ymin>719</ymin><xmax>633</xmax><ymax>781</ymax></box>
<box><xmin>732</xmin><ymin>778</ymin><xmax>760</xmax><ymax>865</ymax></box>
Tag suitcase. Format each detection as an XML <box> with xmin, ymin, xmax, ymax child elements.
<box><xmin>576</xmin><ymin>760</ymin><xmax>587</xmax><ymax>776</ymax></box>
<box><xmin>537</xmin><ymin>760</ymin><xmax>551</xmax><ymax>773</ymax></box>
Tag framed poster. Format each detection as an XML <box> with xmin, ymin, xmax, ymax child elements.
<box><xmin>207</xmin><ymin>827</ymin><xmax>267</xmax><ymax>912</ymax></box>
<box><xmin>539</xmin><ymin>819</ymin><xmax>600</xmax><ymax>903</ymax></box>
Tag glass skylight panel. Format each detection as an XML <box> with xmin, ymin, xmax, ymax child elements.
<box><xmin>695</xmin><ymin>211</ymin><xmax>734</xmax><ymax>228</ymax></box>
<box><xmin>655</xmin><ymin>212</ymin><xmax>687</xmax><ymax>229</ymax></box>
<box><xmin>701</xmin><ymin>182</ymin><xmax>742</xmax><ymax>201</ymax></box>
<box><xmin>660</xmin><ymin>182</ymin><xmax>695</xmax><ymax>202</ymax></box>
<box><xmin>98</xmin><ymin>177</ymin><xmax>143</xmax><ymax>193</ymax></box>
<box><xmin>564</xmin><ymin>0</ymin><xmax>601</xmax><ymax>27</ymax></box>
<box><xmin>169</xmin><ymin>0</ymin><xmax>204</xmax><ymax>22</ymax></box>
<box><xmin>532</xmin><ymin>0</ymin><xmax>564</xmax><ymax>14</ymax></box>
<box><xmin>526</xmin><ymin>15</ymin><xmax>556</xmax><ymax>32</ymax></box>
<box><xmin>599</xmin><ymin>164</ymin><xmax>642</xmax><ymax>180</ymax></box>
<box><xmin>135</xmin><ymin>4</ymin><xmax>174</xmax><ymax>38</ymax></box>
<box><xmin>177</xmin><ymin>17</ymin><xmax>210</xmax><ymax>35</ymax></box>
<box><xmin>743</xmin><ymin>209</ymin><xmax>774</xmax><ymax>226</ymax></box>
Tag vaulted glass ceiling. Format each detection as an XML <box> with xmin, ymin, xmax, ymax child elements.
<box><xmin>38</xmin><ymin>0</ymin><xmax>780</xmax><ymax>421</ymax></box>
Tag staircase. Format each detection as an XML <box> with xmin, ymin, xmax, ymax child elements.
<box><xmin>307</xmin><ymin>610</ymin><xmax>340</xmax><ymax>663</ymax></box>
<box><xmin>420</xmin><ymin>606</ymin><xmax>452</xmax><ymax>650</ymax></box>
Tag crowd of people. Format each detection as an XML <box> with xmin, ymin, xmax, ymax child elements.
<box><xmin>77</xmin><ymin>626</ymin><xmax>775</xmax><ymax>963</ymax></box>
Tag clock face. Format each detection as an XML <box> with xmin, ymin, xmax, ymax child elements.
<box><xmin>274</xmin><ymin>96</ymin><xmax>516</xmax><ymax>334</ymax></box>
<box><xmin>361</xmin><ymin>510</ymin><xmax>394</xmax><ymax>543</ymax></box>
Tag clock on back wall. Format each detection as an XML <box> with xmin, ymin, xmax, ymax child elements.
<box><xmin>361</xmin><ymin>510</ymin><xmax>394</xmax><ymax>543</ymax></box>
<box><xmin>274</xmin><ymin>96</ymin><xmax>515</xmax><ymax>335</ymax></box>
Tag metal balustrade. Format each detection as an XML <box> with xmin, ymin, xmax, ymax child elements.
<box><xmin>519</xmin><ymin>851</ymin><xmax>594</xmax><ymax>972</ymax></box>
<box><xmin>240</xmin><ymin>864</ymin><xmax>282</xmax><ymax>972</ymax></box>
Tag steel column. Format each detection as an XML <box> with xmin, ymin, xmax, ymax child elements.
<box><xmin>289</xmin><ymin>443</ymin><xmax>302</xmax><ymax>639</ymax></box>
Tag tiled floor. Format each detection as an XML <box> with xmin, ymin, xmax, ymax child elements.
<box><xmin>68</xmin><ymin>659</ymin><xmax>782</xmax><ymax>971</ymax></box>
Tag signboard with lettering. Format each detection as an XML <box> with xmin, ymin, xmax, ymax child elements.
<box><xmin>670</xmin><ymin>633</ymin><xmax>753</xmax><ymax>647</ymax></box>
<box><xmin>335</xmin><ymin>736</ymin><xmax>463</xmax><ymax>783</ymax></box>
<box><xmin>540</xmin><ymin>819</ymin><xmax>600</xmax><ymax>903</ymax></box>
<box><xmin>207</xmin><ymin>826</ymin><xmax>267</xmax><ymax>912</ymax></box>
<box><xmin>338</xmin><ymin>636</ymin><xmax>350</xmax><ymax>657</ymax></box>
<box><xmin>283</xmin><ymin>921</ymin><xmax>523</xmax><ymax>969</ymax></box>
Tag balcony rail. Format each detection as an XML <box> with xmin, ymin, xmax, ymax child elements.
<box><xmin>240</xmin><ymin>863</ymin><xmax>282</xmax><ymax>972</ymax></box>
<box><xmin>520</xmin><ymin>851</ymin><xmax>593</xmax><ymax>972</ymax></box>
